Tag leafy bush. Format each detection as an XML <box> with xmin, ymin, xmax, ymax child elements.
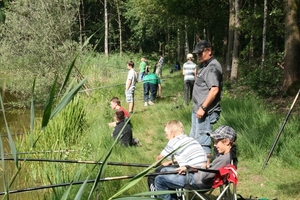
<box><xmin>238</xmin><ymin>42</ymin><xmax>284</xmax><ymax>97</ymax></box>
<box><xmin>0</xmin><ymin>0</ymin><xmax>80</xmax><ymax>104</ymax></box>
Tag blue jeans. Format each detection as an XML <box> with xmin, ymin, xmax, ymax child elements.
<box><xmin>189</xmin><ymin>111</ymin><xmax>220</xmax><ymax>154</ymax></box>
<box><xmin>139</xmin><ymin>71</ymin><xmax>145</xmax><ymax>81</ymax></box>
<box><xmin>155</xmin><ymin>167</ymin><xmax>195</xmax><ymax>200</ymax></box>
<box><xmin>143</xmin><ymin>82</ymin><xmax>158</xmax><ymax>102</ymax></box>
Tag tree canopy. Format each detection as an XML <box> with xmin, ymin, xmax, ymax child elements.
<box><xmin>0</xmin><ymin>0</ymin><xmax>299</xmax><ymax>102</ymax></box>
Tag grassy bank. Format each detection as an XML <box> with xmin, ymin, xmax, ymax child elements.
<box><xmin>10</xmin><ymin>54</ymin><xmax>300</xmax><ymax>199</ymax></box>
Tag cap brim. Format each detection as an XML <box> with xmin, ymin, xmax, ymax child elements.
<box><xmin>207</xmin><ymin>132</ymin><xmax>223</xmax><ymax>140</ymax></box>
<box><xmin>192</xmin><ymin>48</ymin><xmax>204</xmax><ymax>54</ymax></box>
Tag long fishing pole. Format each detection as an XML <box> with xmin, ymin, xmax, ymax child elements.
<box><xmin>3</xmin><ymin>150</ymin><xmax>76</xmax><ymax>156</ymax></box>
<box><xmin>2</xmin><ymin>158</ymin><xmax>151</xmax><ymax>168</ymax></box>
<box><xmin>0</xmin><ymin>169</ymin><xmax>206</xmax><ymax>195</ymax></box>
<box><xmin>262</xmin><ymin>88</ymin><xmax>300</xmax><ymax>170</ymax></box>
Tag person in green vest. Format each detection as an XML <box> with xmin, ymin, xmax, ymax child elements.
<box><xmin>143</xmin><ymin>72</ymin><xmax>162</xmax><ymax>106</ymax></box>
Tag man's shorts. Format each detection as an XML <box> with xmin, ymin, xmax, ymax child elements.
<box><xmin>125</xmin><ymin>89</ymin><xmax>135</xmax><ymax>103</ymax></box>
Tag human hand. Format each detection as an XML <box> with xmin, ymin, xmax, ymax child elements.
<box><xmin>176</xmin><ymin>166</ymin><xmax>187</xmax><ymax>174</ymax></box>
<box><xmin>108</xmin><ymin>122</ymin><xmax>116</xmax><ymax>128</ymax></box>
<box><xmin>196</xmin><ymin>108</ymin><xmax>205</xmax><ymax>119</ymax></box>
<box><xmin>161</xmin><ymin>161</ymin><xmax>172</xmax><ymax>166</ymax></box>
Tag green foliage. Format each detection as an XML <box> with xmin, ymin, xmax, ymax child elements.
<box><xmin>2</xmin><ymin>53</ymin><xmax>300</xmax><ymax>199</ymax></box>
<box><xmin>238</xmin><ymin>43</ymin><xmax>284</xmax><ymax>97</ymax></box>
<box><xmin>0</xmin><ymin>0</ymin><xmax>81</xmax><ymax>103</ymax></box>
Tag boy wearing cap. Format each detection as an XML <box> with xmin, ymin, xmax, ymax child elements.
<box><xmin>182</xmin><ymin>53</ymin><xmax>197</xmax><ymax>106</ymax></box>
<box><xmin>155</xmin><ymin>125</ymin><xmax>236</xmax><ymax>200</ymax></box>
<box><xmin>189</xmin><ymin>40</ymin><xmax>223</xmax><ymax>156</ymax></box>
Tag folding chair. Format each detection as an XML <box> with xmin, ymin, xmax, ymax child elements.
<box><xmin>180</xmin><ymin>164</ymin><xmax>238</xmax><ymax>200</ymax></box>
<box><xmin>177</xmin><ymin>144</ymin><xmax>238</xmax><ymax>200</ymax></box>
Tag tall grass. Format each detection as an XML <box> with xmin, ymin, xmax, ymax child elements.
<box><xmin>1</xmin><ymin>54</ymin><xmax>300</xmax><ymax>199</ymax></box>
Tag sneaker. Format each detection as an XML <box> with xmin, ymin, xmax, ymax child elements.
<box><xmin>144</xmin><ymin>102</ymin><xmax>148</xmax><ymax>106</ymax></box>
<box><xmin>133</xmin><ymin>138</ymin><xmax>142</xmax><ymax>146</ymax></box>
<box><xmin>148</xmin><ymin>101</ymin><xmax>155</xmax><ymax>105</ymax></box>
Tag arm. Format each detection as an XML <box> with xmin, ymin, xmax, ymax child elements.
<box><xmin>157</xmin><ymin>84</ymin><xmax>162</xmax><ymax>97</ymax></box>
<box><xmin>126</xmin><ymin>79</ymin><xmax>132</xmax><ymax>91</ymax></box>
<box><xmin>196</xmin><ymin>86</ymin><xmax>219</xmax><ymax>118</ymax></box>
<box><xmin>155</xmin><ymin>154</ymin><xmax>173</xmax><ymax>166</ymax></box>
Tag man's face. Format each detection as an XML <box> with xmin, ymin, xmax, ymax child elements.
<box><xmin>197</xmin><ymin>48</ymin><xmax>211</xmax><ymax>63</ymax></box>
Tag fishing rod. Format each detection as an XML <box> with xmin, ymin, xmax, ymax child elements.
<box><xmin>0</xmin><ymin>169</ymin><xmax>210</xmax><ymax>195</ymax></box>
<box><xmin>262</xmin><ymin>88</ymin><xmax>300</xmax><ymax>170</ymax></box>
<box><xmin>2</xmin><ymin>158</ymin><xmax>152</xmax><ymax>168</ymax></box>
<box><xmin>3</xmin><ymin>150</ymin><xmax>76</xmax><ymax>156</ymax></box>
<box><xmin>0</xmin><ymin>133</ymin><xmax>24</xmax><ymax>137</ymax></box>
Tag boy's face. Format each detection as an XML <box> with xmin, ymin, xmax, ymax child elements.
<box><xmin>164</xmin><ymin>127</ymin><xmax>174</xmax><ymax>140</ymax></box>
<box><xmin>213</xmin><ymin>138</ymin><xmax>231</xmax><ymax>154</ymax></box>
<box><xmin>110</xmin><ymin>101</ymin><xmax>117</xmax><ymax>109</ymax></box>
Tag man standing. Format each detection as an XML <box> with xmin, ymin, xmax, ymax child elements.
<box><xmin>190</xmin><ymin>40</ymin><xmax>223</xmax><ymax>156</ymax></box>
<box><xmin>143</xmin><ymin>72</ymin><xmax>162</xmax><ymax>106</ymax></box>
<box><xmin>182</xmin><ymin>53</ymin><xmax>197</xmax><ymax>106</ymax></box>
<box><xmin>125</xmin><ymin>61</ymin><xmax>137</xmax><ymax>114</ymax></box>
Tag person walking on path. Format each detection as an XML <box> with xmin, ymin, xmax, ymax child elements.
<box><xmin>143</xmin><ymin>72</ymin><xmax>162</xmax><ymax>106</ymax></box>
<box><xmin>182</xmin><ymin>53</ymin><xmax>197</xmax><ymax>106</ymax></box>
<box><xmin>125</xmin><ymin>60</ymin><xmax>137</xmax><ymax>114</ymax></box>
<box><xmin>189</xmin><ymin>40</ymin><xmax>223</xmax><ymax>157</ymax></box>
<box><xmin>155</xmin><ymin>55</ymin><xmax>164</xmax><ymax>78</ymax></box>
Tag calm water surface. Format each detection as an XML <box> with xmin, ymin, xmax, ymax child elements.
<box><xmin>1</xmin><ymin>88</ymin><xmax>45</xmax><ymax>199</ymax></box>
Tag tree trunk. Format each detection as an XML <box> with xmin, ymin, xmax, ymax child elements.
<box><xmin>249</xmin><ymin>1</ymin><xmax>257</xmax><ymax>67</ymax></box>
<box><xmin>184</xmin><ymin>20</ymin><xmax>189</xmax><ymax>56</ymax></box>
<box><xmin>226</xmin><ymin>0</ymin><xmax>235</xmax><ymax>79</ymax></box>
<box><xmin>283</xmin><ymin>0</ymin><xmax>300</xmax><ymax>93</ymax></box>
<box><xmin>78</xmin><ymin>0</ymin><xmax>83</xmax><ymax>47</ymax></box>
<box><xmin>230</xmin><ymin>0</ymin><xmax>240</xmax><ymax>81</ymax></box>
<box><xmin>261</xmin><ymin>0</ymin><xmax>267</xmax><ymax>68</ymax></box>
<box><xmin>104</xmin><ymin>0</ymin><xmax>108</xmax><ymax>56</ymax></box>
<box><xmin>114</xmin><ymin>0</ymin><xmax>122</xmax><ymax>56</ymax></box>
<box><xmin>177</xmin><ymin>28</ymin><xmax>180</xmax><ymax>62</ymax></box>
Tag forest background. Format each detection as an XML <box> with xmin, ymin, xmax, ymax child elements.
<box><xmin>0</xmin><ymin>0</ymin><xmax>300</xmax><ymax>199</ymax></box>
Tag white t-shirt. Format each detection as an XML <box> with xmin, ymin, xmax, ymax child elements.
<box><xmin>161</xmin><ymin>134</ymin><xmax>207</xmax><ymax>167</ymax></box>
<box><xmin>126</xmin><ymin>68</ymin><xmax>137</xmax><ymax>90</ymax></box>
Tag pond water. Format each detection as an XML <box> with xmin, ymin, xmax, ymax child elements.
<box><xmin>0</xmin><ymin>88</ymin><xmax>44</xmax><ymax>199</ymax></box>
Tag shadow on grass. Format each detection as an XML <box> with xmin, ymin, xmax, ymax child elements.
<box><xmin>276</xmin><ymin>181</ymin><xmax>300</xmax><ymax>198</ymax></box>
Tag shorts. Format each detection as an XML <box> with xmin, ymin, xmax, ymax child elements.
<box><xmin>125</xmin><ymin>89</ymin><xmax>135</xmax><ymax>103</ymax></box>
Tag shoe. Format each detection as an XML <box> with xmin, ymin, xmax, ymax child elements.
<box><xmin>148</xmin><ymin>101</ymin><xmax>155</xmax><ymax>105</ymax></box>
<box><xmin>133</xmin><ymin>138</ymin><xmax>142</xmax><ymax>146</ymax></box>
<box><xmin>144</xmin><ymin>102</ymin><xmax>148</xmax><ymax>106</ymax></box>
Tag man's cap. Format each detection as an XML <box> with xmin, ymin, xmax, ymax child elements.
<box><xmin>192</xmin><ymin>40</ymin><xmax>211</xmax><ymax>54</ymax></box>
<box><xmin>208</xmin><ymin>125</ymin><xmax>236</xmax><ymax>142</ymax></box>
<box><xmin>187</xmin><ymin>53</ymin><xmax>193</xmax><ymax>59</ymax></box>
